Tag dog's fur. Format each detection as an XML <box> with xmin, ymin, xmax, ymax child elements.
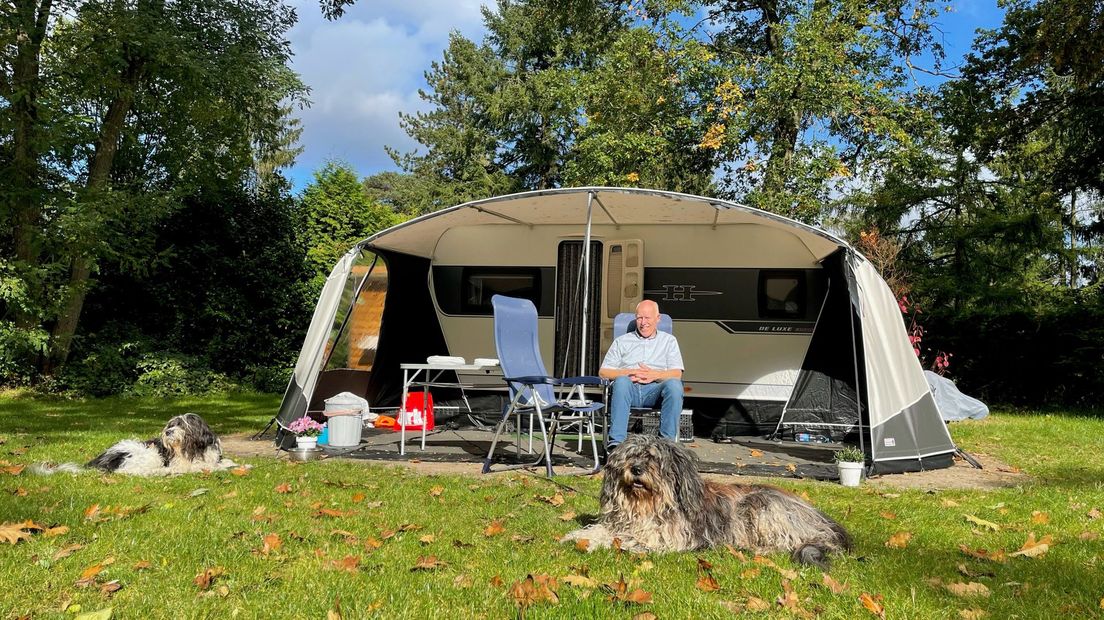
<box><xmin>37</xmin><ymin>413</ymin><xmax>238</xmax><ymax>476</ymax></box>
<box><xmin>562</xmin><ymin>434</ymin><xmax>851</xmax><ymax>567</ymax></box>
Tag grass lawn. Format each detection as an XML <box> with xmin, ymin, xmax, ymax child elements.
<box><xmin>2</xmin><ymin>391</ymin><xmax>1103</xmax><ymax>619</ymax></box>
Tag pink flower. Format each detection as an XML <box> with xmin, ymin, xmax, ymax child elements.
<box><xmin>289</xmin><ymin>415</ymin><xmax>325</xmax><ymax>437</ymax></box>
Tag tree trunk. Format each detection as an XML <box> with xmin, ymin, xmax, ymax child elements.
<box><xmin>6</xmin><ymin>0</ymin><xmax>53</xmax><ymax>329</ymax></box>
<box><xmin>43</xmin><ymin>57</ymin><xmax>144</xmax><ymax>375</ymax></box>
<box><xmin>758</xmin><ymin>0</ymin><xmax>802</xmax><ymax>211</ymax></box>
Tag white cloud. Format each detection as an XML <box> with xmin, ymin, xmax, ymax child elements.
<box><xmin>286</xmin><ymin>0</ymin><xmax>489</xmax><ymax>189</ymax></box>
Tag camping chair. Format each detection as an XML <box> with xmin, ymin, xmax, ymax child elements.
<box><xmin>482</xmin><ymin>295</ymin><xmax>606</xmax><ymax>476</ymax></box>
<box><xmin>609</xmin><ymin>311</ymin><xmax>678</xmax><ymax>441</ymax></box>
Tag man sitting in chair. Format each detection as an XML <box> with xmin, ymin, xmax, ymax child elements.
<box><xmin>599</xmin><ymin>300</ymin><xmax>684</xmax><ymax>452</ymax></box>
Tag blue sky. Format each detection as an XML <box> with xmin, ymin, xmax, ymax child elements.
<box><xmin>284</xmin><ymin>0</ymin><xmax>1006</xmax><ymax>191</ymax></box>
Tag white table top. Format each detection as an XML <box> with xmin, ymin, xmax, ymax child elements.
<box><xmin>400</xmin><ymin>362</ymin><xmax>500</xmax><ymax>371</ymax></box>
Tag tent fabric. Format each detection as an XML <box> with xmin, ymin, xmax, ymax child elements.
<box><xmin>925</xmin><ymin>371</ymin><xmax>990</xmax><ymax>421</ymax></box>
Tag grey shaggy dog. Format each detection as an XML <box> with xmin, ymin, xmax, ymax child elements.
<box><xmin>37</xmin><ymin>413</ymin><xmax>239</xmax><ymax>476</ymax></box>
<box><xmin>562</xmin><ymin>434</ymin><xmax>852</xmax><ymax>568</ymax></box>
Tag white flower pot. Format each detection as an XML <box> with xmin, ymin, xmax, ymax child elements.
<box><xmin>296</xmin><ymin>436</ymin><xmax>318</xmax><ymax>450</ymax></box>
<box><xmin>837</xmin><ymin>461</ymin><xmax>864</xmax><ymax>487</ymax></box>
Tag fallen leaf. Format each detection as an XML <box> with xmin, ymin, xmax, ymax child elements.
<box><xmin>484</xmin><ymin>520</ymin><xmax>505</xmax><ymax>537</ymax></box>
<box><xmin>746</xmin><ymin>596</ymin><xmax>772</xmax><ymax>611</ymax></box>
<box><xmin>364</xmin><ymin>537</ymin><xmax>382</xmax><ymax>550</ymax></box>
<box><xmin>53</xmin><ymin>543</ymin><xmax>84</xmax><ymax>561</ymax></box>
<box><xmin>490</xmin><ymin>575</ymin><xmax>504</xmax><ymax>588</ymax></box>
<box><xmin>859</xmin><ymin>592</ymin><xmax>885</xmax><ymax>618</ymax></box>
<box><xmin>274</xmin><ymin>483</ymin><xmax>292</xmax><ymax>494</ymax></box>
<box><xmin>753</xmin><ymin>555</ymin><xmax>798</xmax><ymax>580</ymax></box>
<box><xmin>411</xmin><ymin>555</ymin><xmax>446</xmax><ymax>571</ymax></box>
<box><xmin>942</xmin><ymin>498</ymin><xmax>960</xmax><ymax>507</ymax></box>
<box><xmin>73</xmin><ymin>608</ymin><xmax>112</xmax><ymax>620</ymax></box>
<box><xmin>885</xmin><ymin>531</ymin><xmax>912</xmax><ymax>548</ymax></box>
<box><xmin>328</xmin><ymin>596</ymin><xmax>343</xmax><ymax>620</ymax></box>
<box><xmin>314</xmin><ymin>508</ymin><xmax>352</xmax><ymax>518</ymax></box>
<box><xmin>44</xmin><ymin>525</ymin><xmax>69</xmax><ymax>537</ymax></box>
<box><xmin>633</xmin><ymin>613</ymin><xmax>658</xmax><ymax>620</ymax></box>
<box><xmin>959</xmin><ymin>609</ymin><xmax>988</xmax><ymax>619</ymax></box>
<box><xmin>510</xmin><ymin>534</ymin><xmax>533</xmax><ymax>544</ymax></box>
<box><xmin>562</xmin><ymin>574</ymin><xmax>597</xmax><ymax>588</ymax></box>
<box><xmin>1010</xmin><ymin>533</ymin><xmax>1052</xmax><ymax>558</ymax></box>
<box><xmin>574</xmin><ymin>539</ymin><xmax>590</xmax><ymax>552</ymax></box>
<box><xmin>725</xmin><ymin>545</ymin><xmax>747</xmax><ymax>562</ymax></box>
<box><xmin>963</xmin><ymin>514</ymin><xmax>1001</xmax><ymax>531</ymax></box>
<box><xmin>957</xmin><ymin>563</ymin><xmax>994</xmax><ymax>579</ymax></box>
<box><xmin>453</xmin><ymin>574</ymin><xmax>474</xmax><ymax>588</ymax></box>
<box><xmin>189</xmin><ymin>488</ymin><xmax>209</xmax><ymax>497</ymax></box>
<box><xmin>1030</xmin><ymin>511</ymin><xmax>1049</xmax><ymax>524</ymax></box>
<box><xmin>351</xmin><ymin>492</ymin><xmax>365</xmax><ymax>503</ymax></box>
<box><xmin>996</xmin><ymin>465</ymin><xmax>1021</xmax><ymax>474</ymax></box>
<box><xmin>429</xmin><ymin>485</ymin><xmax>444</xmax><ymax>497</ymax></box>
<box><xmin>99</xmin><ymin>580</ymin><xmax>122</xmax><ymax>596</ymax></box>
<box><xmin>419</xmin><ymin>534</ymin><xmax>436</xmax><ymax>545</ymax></box>
<box><xmin>78</xmin><ymin>562</ymin><xmax>105</xmax><ymax>582</ymax></box>
<box><xmin>2</xmin><ymin>464</ymin><xmax>25</xmax><ymax>475</ymax></box>
<box><xmin>958</xmin><ymin>545</ymin><xmax>1008</xmax><ymax>563</ymax></box>
<box><xmin>944</xmin><ymin>581</ymin><xmax>991</xmax><ymax>598</ymax></box>
<box><xmin>260</xmin><ymin>533</ymin><xmax>282</xmax><ymax>556</ymax></box>
<box><xmin>1079</xmin><ymin>531</ymin><xmax>1099</xmax><ymax>541</ymax></box>
<box><xmin>12</xmin><ymin>487</ymin><xmax>27</xmax><ymax>496</ymax></box>
<box><xmin>193</xmin><ymin>567</ymin><xmax>225</xmax><ymax>590</ymax></box>
<box><xmin>880</xmin><ymin>493</ymin><xmax>900</xmax><ymax>498</ymax></box>
<box><xmin>750</xmin><ymin>449</ymin><xmax>763</xmax><ymax>458</ymax></box>
<box><xmin>133</xmin><ymin>560</ymin><xmax>151</xmax><ymax>570</ymax></box>
<box><xmin>230</xmin><ymin>466</ymin><xmax>249</xmax><ymax>476</ymax></box>
<box><xmin>0</xmin><ymin>520</ymin><xmax>43</xmax><ymax>544</ymax></box>
<box><xmin>508</xmin><ymin>574</ymin><xmax>559</xmax><ymax>608</ymax></box>
<box><xmin>1087</xmin><ymin>507</ymin><xmax>1101</xmax><ymax>520</ymax></box>
<box><xmin>329</xmin><ymin>556</ymin><xmax>360</xmax><ymax>572</ymax></box>
<box><xmin>741</xmin><ymin>567</ymin><xmax>761</xmax><ymax>579</ymax></box>
<box><xmin>880</xmin><ymin>511</ymin><xmax>897</xmax><ymax>520</ymax></box>
<box><xmin>697</xmin><ymin>574</ymin><xmax>721</xmax><ymax>592</ymax></box>
<box><xmin>820</xmin><ymin>573</ymin><xmax>849</xmax><ymax>594</ymax></box>
<box><xmin>786</xmin><ymin>463</ymin><xmax>797</xmax><ymax>473</ymax></box>
<box><xmin>558</xmin><ymin>511</ymin><xmax>576</xmax><ymax>521</ymax></box>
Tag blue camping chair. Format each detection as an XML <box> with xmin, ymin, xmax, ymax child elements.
<box><xmin>609</xmin><ymin>311</ymin><xmax>679</xmax><ymax>439</ymax></box>
<box><xmin>483</xmin><ymin>295</ymin><xmax>606</xmax><ymax>476</ymax></box>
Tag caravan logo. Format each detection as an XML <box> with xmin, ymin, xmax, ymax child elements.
<box><xmin>645</xmin><ymin>284</ymin><xmax>723</xmax><ymax>302</ymax></box>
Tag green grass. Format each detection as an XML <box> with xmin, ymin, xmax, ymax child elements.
<box><xmin>2</xmin><ymin>392</ymin><xmax>1103</xmax><ymax>619</ymax></box>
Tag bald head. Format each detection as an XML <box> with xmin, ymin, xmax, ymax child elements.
<box><xmin>635</xmin><ymin>300</ymin><xmax>660</xmax><ymax>338</ymax></box>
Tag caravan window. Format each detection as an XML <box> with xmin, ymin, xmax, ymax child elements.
<box><xmin>462</xmin><ymin>268</ymin><xmax>542</xmax><ymax>313</ymax></box>
<box><xmin>759</xmin><ymin>271</ymin><xmax>806</xmax><ymax>319</ymax></box>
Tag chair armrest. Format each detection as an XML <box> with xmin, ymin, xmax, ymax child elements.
<box><xmin>503</xmin><ymin>375</ymin><xmax>556</xmax><ymax>385</ymax></box>
<box><xmin>555</xmin><ymin>376</ymin><xmax>607</xmax><ymax>386</ymax></box>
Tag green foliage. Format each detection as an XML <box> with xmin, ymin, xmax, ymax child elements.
<box><xmin>299</xmin><ymin>161</ymin><xmax>401</xmax><ymax>286</ymax></box>
<box><xmin>129</xmin><ymin>352</ymin><xmax>239</xmax><ymax>397</ymax></box>
<box><xmin>834</xmin><ymin>446</ymin><xmax>866</xmax><ymax>463</ymax></box>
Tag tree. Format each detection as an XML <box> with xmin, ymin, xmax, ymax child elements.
<box><xmin>299</xmin><ymin>161</ymin><xmax>400</xmax><ymax>288</ymax></box>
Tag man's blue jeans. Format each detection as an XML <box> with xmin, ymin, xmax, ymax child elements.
<box><xmin>607</xmin><ymin>375</ymin><xmax>684</xmax><ymax>446</ymax></box>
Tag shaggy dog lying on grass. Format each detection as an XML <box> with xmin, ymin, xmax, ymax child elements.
<box><xmin>562</xmin><ymin>434</ymin><xmax>851</xmax><ymax>568</ymax></box>
<box><xmin>36</xmin><ymin>413</ymin><xmax>240</xmax><ymax>476</ymax></box>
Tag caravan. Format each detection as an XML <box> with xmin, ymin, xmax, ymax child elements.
<box><xmin>275</xmin><ymin>187</ymin><xmax>958</xmax><ymax>474</ymax></box>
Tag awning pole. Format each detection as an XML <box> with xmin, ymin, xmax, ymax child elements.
<box><xmin>845</xmin><ymin>253</ymin><xmax>867</xmax><ymax>468</ymax></box>
<box><xmin>579</xmin><ymin>191</ymin><xmax>595</xmax><ymax>381</ymax></box>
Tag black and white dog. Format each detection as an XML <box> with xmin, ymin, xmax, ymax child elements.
<box><xmin>38</xmin><ymin>413</ymin><xmax>240</xmax><ymax>476</ymax></box>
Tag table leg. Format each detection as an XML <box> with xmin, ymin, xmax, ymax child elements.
<box><xmin>400</xmin><ymin>368</ymin><xmax>410</xmax><ymax>455</ymax></box>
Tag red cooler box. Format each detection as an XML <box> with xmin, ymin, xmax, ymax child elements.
<box><xmin>398</xmin><ymin>391</ymin><xmax>434</xmax><ymax>431</ymax></box>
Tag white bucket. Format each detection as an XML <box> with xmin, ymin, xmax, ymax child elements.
<box><xmin>324</xmin><ymin>392</ymin><xmax>369</xmax><ymax>447</ymax></box>
<box><xmin>325</xmin><ymin>409</ymin><xmax>363</xmax><ymax>447</ymax></box>
<box><xmin>838</xmin><ymin>461</ymin><xmax>864</xmax><ymax>487</ymax></box>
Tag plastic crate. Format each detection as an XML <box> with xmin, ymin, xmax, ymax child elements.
<box><xmin>633</xmin><ymin>409</ymin><xmax>694</xmax><ymax>442</ymax></box>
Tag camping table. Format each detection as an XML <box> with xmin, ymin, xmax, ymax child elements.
<box><xmin>397</xmin><ymin>362</ymin><xmax>500</xmax><ymax>455</ymax></box>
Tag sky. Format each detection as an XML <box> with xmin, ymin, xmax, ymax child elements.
<box><xmin>284</xmin><ymin>0</ymin><xmax>1006</xmax><ymax>192</ymax></box>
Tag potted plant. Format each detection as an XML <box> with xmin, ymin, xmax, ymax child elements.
<box><xmin>834</xmin><ymin>446</ymin><xmax>866</xmax><ymax>487</ymax></box>
<box><xmin>289</xmin><ymin>415</ymin><xmax>325</xmax><ymax>450</ymax></box>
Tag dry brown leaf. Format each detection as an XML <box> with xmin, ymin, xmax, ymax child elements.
<box><xmin>79</xmin><ymin>562</ymin><xmax>105</xmax><ymax>581</ymax></box>
<box><xmin>508</xmin><ymin>574</ymin><xmax>559</xmax><ymax>608</ymax></box>
<box><xmin>821</xmin><ymin>573</ymin><xmax>849</xmax><ymax>594</ymax></box>
<box><xmin>230</xmin><ymin>466</ymin><xmax>249</xmax><ymax>476</ymax></box>
<box><xmin>786</xmin><ymin>463</ymin><xmax>797</xmax><ymax>473</ymax></box>
<box><xmin>942</xmin><ymin>498</ymin><xmax>960</xmax><ymax>508</ymax></box>
<box><xmin>725</xmin><ymin>545</ymin><xmax>747</xmax><ymax>562</ymax></box>
<box><xmin>327</xmin><ymin>596</ymin><xmax>343</xmax><ymax>620</ymax></box>
<box><xmin>1087</xmin><ymin>507</ymin><xmax>1102</xmax><ymax>520</ymax></box>
<box><xmin>261</xmin><ymin>533</ymin><xmax>282</xmax><ymax>556</ymax></box>
<box><xmin>963</xmin><ymin>514</ymin><xmax>1001</xmax><ymax>531</ymax></box>
<box><xmin>959</xmin><ymin>609</ymin><xmax>988</xmax><ymax>619</ymax></box>
<box><xmin>944</xmin><ymin>581</ymin><xmax>991</xmax><ymax>598</ymax></box>
<box><xmin>633</xmin><ymin>614</ymin><xmax>658</xmax><ymax>620</ymax></box>
<box><xmin>490</xmin><ymin>575</ymin><xmax>504</xmax><ymax>588</ymax></box>
<box><xmin>315</xmin><ymin>508</ymin><xmax>353</xmax><ymax>518</ymax></box>
<box><xmin>749</xmin><ymin>449</ymin><xmax>764</xmax><ymax>458</ymax></box>
<box><xmin>696</xmin><ymin>574</ymin><xmax>721</xmax><ymax>592</ymax></box>
<box><xmin>483</xmin><ymin>520</ymin><xmax>505</xmax><ymax>537</ymax></box>
<box><xmin>53</xmin><ymin>543</ymin><xmax>84</xmax><ymax>561</ymax></box>
<box><xmin>536</xmin><ymin>493</ymin><xmax>565</xmax><ymax>506</ymax></box>
<box><xmin>1030</xmin><ymin>511</ymin><xmax>1049</xmax><ymax>524</ymax></box>
<box><xmin>746</xmin><ymin>596</ymin><xmax>772</xmax><ymax>611</ymax></box>
<box><xmin>1079</xmin><ymin>531</ymin><xmax>1099</xmax><ymax>541</ymax></box>
<box><xmin>741</xmin><ymin>567</ymin><xmax>761</xmax><ymax>579</ymax></box>
<box><xmin>1010</xmin><ymin>533</ymin><xmax>1052</xmax><ymax>558</ymax></box>
<box><xmin>574</xmin><ymin>539</ymin><xmax>590</xmax><ymax>552</ymax></box>
<box><xmin>885</xmin><ymin>531</ymin><xmax>912</xmax><ymax>549</ymax></box>
<box><xmin>2</xmin><ymin>464</ymin><xmax>25</xmax><ymax>475</ymax></box>
<box><xmin>411</xmin><ymin>555</ymin><xmax>446</xmax><ymax>571</ymax></box>
<box><xmin>99</xmin><ymin>580</ymin><xmax>122</xmax><ymax>596</ymax></box>
<box><xmin>558</xmin><ymin>511</ymin><xmax>576</xmax><ymax>521</ymax></box>
<box><xmin>562</xmin><ymin>574</ymin><xmax>597</xmax><ymax>588</ymax></box>
<box><xmin>958</xmin><ymin>544</ymin><xmax>1008</xmax><ymax>563</ymax></box>
<box><xmin>364</xmin><ymin>537</ymin><xmax>382</xmax><ymax>550</ymax></box>
<box><xmin>859</xmin><ymin>592</ymin><xmax>885</xmax><ymax>618</ymax></box>
<box><xmin>0</xmin><ymin>520</ymin><xmax>42</xmax><ymax>545</ymax></box>
<box><xmin>12</xmin><ymin>487</ymin><xmax>28</xmax><ymax>497</ymax></box>
<box><xmin>753</xmin><ymin>555</ymin><xmax>798</xmax><ymax>579</ymax></box>
<box><xmin>193</xmin><ymin>567</ymin><xmax>225</xmax><ymax>590</ymax></box>
<box><xmin>351</xmin><ymin>492</ymin><xmax>365</xmax><ymax>503</ymax></box>
<box><xmin>329</xmin><ymin>556</ymin><xmax>360</xmax><ymax>572</ymax></box>
<box><xmin>419</xmin><ymin>534</ymin><xmax>436</xmax><ymax>545</ymax></box>
<box><xmin>429</xmin><ymin>485</ymin><xmax>444</xmax><ymax>497</ymax></box>
<box><xmin>880</xmin><ymin>511</ymin><xmax>897</xmax><ymax>520</ymax></box>
<box><xmin>133</xmin><ymin>560</ymin><xmax>151</xmax><ymax>570</ymax></box>
<box><xmin>453</xmin><ymin>574</ymin><xmax>474</xmax><ymax>588</ymax></box>
<box><xmin>510</xmin><ymin>534</ymin><xmax>534</xmax><ymax>544</ymax></box>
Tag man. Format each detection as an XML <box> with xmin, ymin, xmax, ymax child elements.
<box><xmin>599</xmin><ymin>299</ymin><xmax>684</xmax><ymax>451</ymax></box>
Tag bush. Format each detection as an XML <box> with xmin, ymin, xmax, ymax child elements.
<box><xmin>245</xmin><ymin>364</ymin><xmax>293</xmax><ymax>394</ymax></box>
<box><xmin>128</xmin><ymin>352</ymin><xmax>240</xmax><ymax>397</ymax></box>
<box><xmin>59</xmin><ymin>333</ymin><xmax>146</xmax><ymax>397</ymax></box>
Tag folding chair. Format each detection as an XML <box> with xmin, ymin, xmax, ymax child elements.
<box><xmin>482</xmin><ymin>295</ymin><xmax>606</xmax><ymax>476</ymax></box>
<box><xmin>609</xmin><ymin>311</ymin><xmax>678</xmax><ymax>439</ymax></box>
